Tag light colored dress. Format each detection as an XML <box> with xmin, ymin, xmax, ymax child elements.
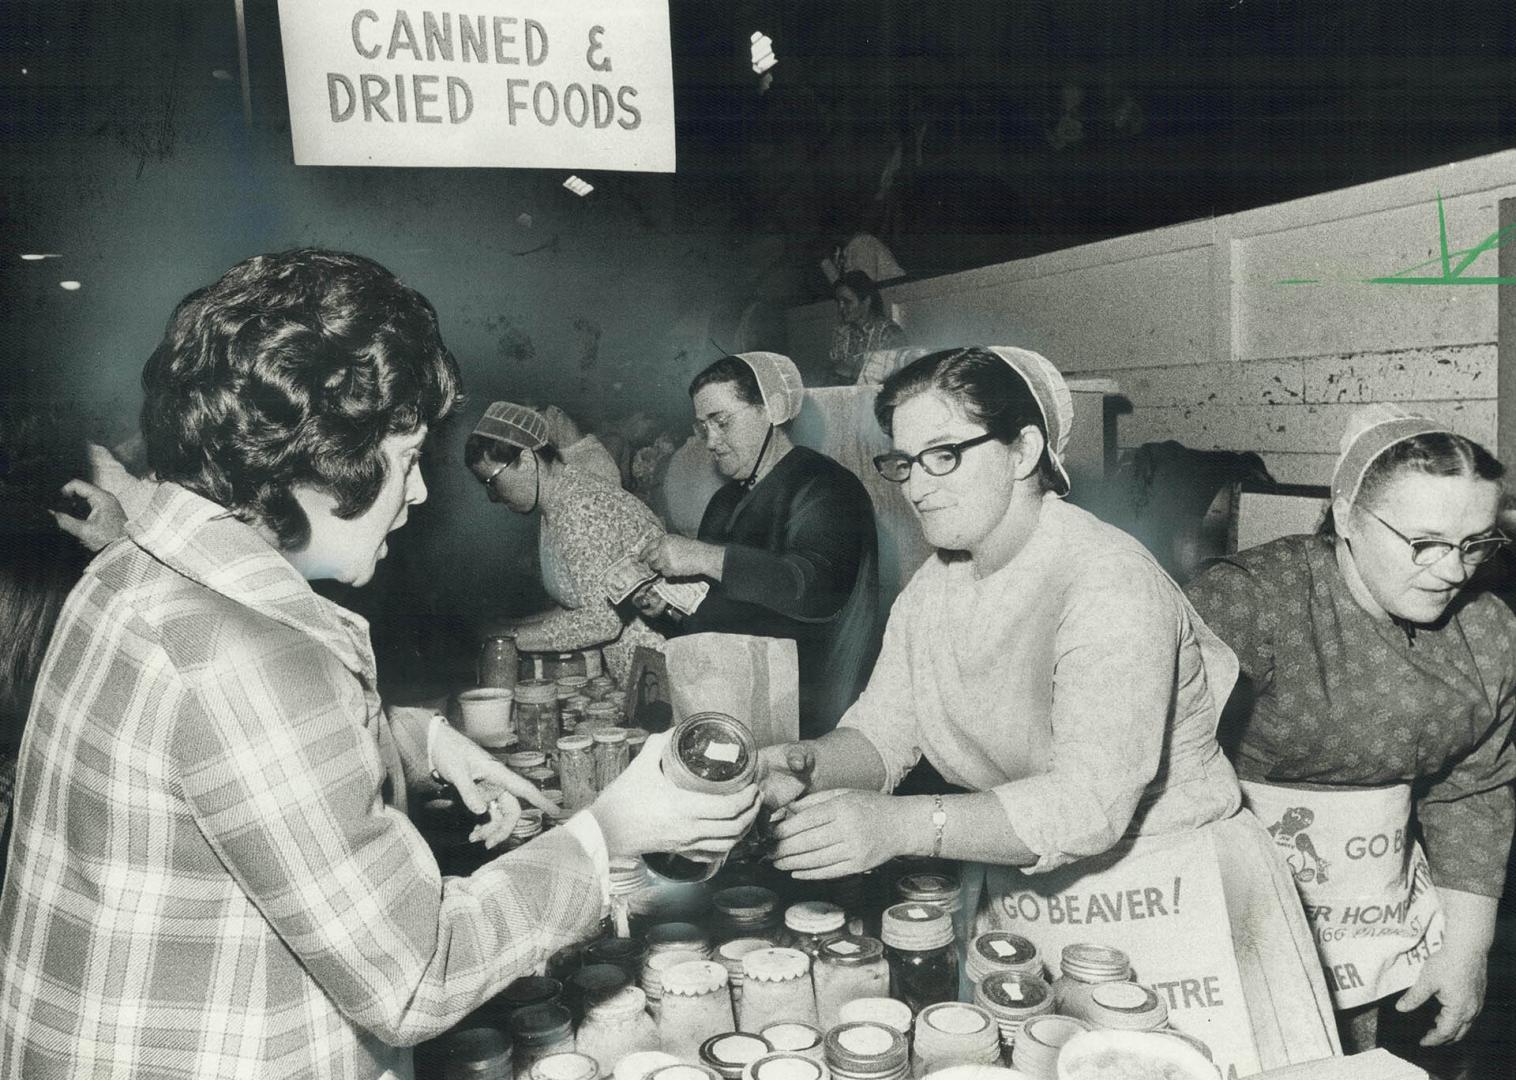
<box><xmin>841</xmin><ymin>494</ymin><xmax>1339</xmax><ymax>1076</ymax></box>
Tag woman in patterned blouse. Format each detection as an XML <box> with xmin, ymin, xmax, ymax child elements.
<box><xmin>1187</xmin><ymin>405</ymin><xmax>1516</xmax><ymax>1057</ymax></box>
<box><xmin>828</xmin><ymin>270</ymin><xmax>906</xmax><ymax>385</ymax></box>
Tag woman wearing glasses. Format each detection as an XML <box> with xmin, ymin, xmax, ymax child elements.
<box><xmin>1186</xmin><ymin>405</ymin><xmax>1516</xmax><ymax>1057</ymax></box>
<box><xmin>639</xmin><ymin>352</ymin><xmax>880</xmax><ymax>737</ymax></box>
<box><xmin>465</xmin><ymin>401</ymin><xmax>669</xmax><ymax>683</ymax></box>
<box><xmin>764</xmin><ymin>346</ymin><xmax>1337</xmax><ymax>1075</ymax></box>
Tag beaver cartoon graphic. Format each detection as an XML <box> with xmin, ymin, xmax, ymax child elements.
<box><xmin>1267</xmin><ymin>806</ymin><xmax>1330</xmax><ymax>884</ymax></box>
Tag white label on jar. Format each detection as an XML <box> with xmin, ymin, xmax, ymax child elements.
<box><xmin>704</xmin><ymin>741</ymin><xmax>740</xmax><ymax>763</ymax></box>
<box><xmin>1005</xmin><ymin>981</ymin><xmax>1024</xmax><ymax>1002</ymax></box>
<box><xmin>988</xmin><ymin>939</ymin><xmax>1018</xmax><ymax>958</ymax></box>
<box><xmin>838</xmin><ymin>1025</ymin><xmax>894</xmax><ymax>1055</ymax></box>
<box><xmin>928</xmin><ymin>1006</ymin><xmax>988</xmax><ymax>1034</ymax></box>
<box><xmin>906</xmin><ymin>907</ymin><xmax>929</xmax><ymax>919</ymax></box>
<box><xmin>828</xmin><ymin>941</ymin><xmax>861</xmax><ymax>955</ymax></box>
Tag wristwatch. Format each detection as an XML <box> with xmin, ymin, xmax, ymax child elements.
<box><xmin>930</xmin><ymin>795</ymin><xmax>947</xmax><ymax>859</ymax></box>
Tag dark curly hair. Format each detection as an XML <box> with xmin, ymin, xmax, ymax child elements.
<box><xmin>141</xmin><ymin>249</ymin><xmax>461</xmax><ymax>549</ymax></box>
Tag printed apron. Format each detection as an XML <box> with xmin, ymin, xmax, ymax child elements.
<box><xmin>1239</xmin><ymin>780</ymin><xmax>1444</xmax><ymax>1011</ymax></box>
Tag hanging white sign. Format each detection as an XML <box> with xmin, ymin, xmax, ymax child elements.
<box><xmin>276</xmin><ymin>1</ymin><xmax>675</xmax><ymax>171</ymax></box>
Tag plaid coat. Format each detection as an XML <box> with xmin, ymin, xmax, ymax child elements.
<box><xmin>0</xmin><ymin>484</ymin><xmax>603</xmax><ymax>1078</ymax></box>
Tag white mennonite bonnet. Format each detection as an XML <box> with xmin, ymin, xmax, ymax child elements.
<box><xmin>473</xmin><ymin>401</ymin><xmax>550</xmax><ymax>452</ymax></box>
<box><xmin>1330</xmin><ymin>403</ymin><xmax>1452</xmax><ymax>508</ymax></box>
<box><xmin>985</xmin><ymin>345</ymin><xmax>1072</xmax><ymax>497</ymax></box>
<box><xmin>735</xmin><ymin>351</ymin><xmax>805</xmax><ymax>425</ymax></box>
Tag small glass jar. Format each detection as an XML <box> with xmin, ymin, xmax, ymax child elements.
<box><xmin>657</xmin><ymin>960</ymin><xmax>735</xmax><ymax>1062</ymax></box>
<box><xmin>646</xmin><ymin>922</ymin><xmax>712</xmax><ymax>958</ymax></box>
<box><xmin>614</xmin><ymin>1051</ymin><xmax>681</xmax><ymax>1080</ymax></box>
<box><xmin>973</xmin><ymin>970</ymin><xmax>1055</xmax><ymax>1053</ymax></box>
<box><xmin>737</xmin><ymin>947</ymin><xmax>816</xmax><ymax>1033</ymax></box>
<box><xmin>558</xmin><ymin>675</ymin><xmax>592</xmax><ymax>702</ymax></box>
<box><xmin>507</xmin><ymin>749</ymin><xmax>549</xmax><ymax>773</ymax></box>
<box><xmin>758</xmin><ymin>1023</ymin><xmax>823</xmax><ymax>1062</ymax></box>
<box><xmin>583</xmin><ymin>701</ymin><xmax>621</xmax><ymax>733</ymax></box>
<box><xmin>625</xmin><ymin>729</ymin><xmax>650</xmax><ymax>761</ymax></box>
<box><xmin>715</xmin><ymin>937</ymin><xmax>773</xmax><ymax>1004</ymax></box>
<box><xmin>823</xmin><ymin>1021</ymin><xmax>910</xmax><ymax>1080</ymax></box>
<box><xmin>1051</xmin><ymin>944</ymin><xmax>1134</xmax><ymax>1024</ymax></box>
<box><xmin>910</xmin><ymin>1002</ymin><xmax>1001</xmax><ymax>1077</ymax></box>
<box><xmin>498</xmin><ymin>975</ymin><xmax>565</xmax><ymax>1024</ymax></box>
<box><xmin>588</xmin><ymin>675</ymin><xmax>618</xmax><ymax>701</ymax></box>
<box><xmin>603</xmin><ymin>690</ymin><xmax>629</xmax><ymax>720</ymax></box>
<box><xmin>594</xmin><ymin>727</ymin><xmax>632</xmax><ymax>791</ymax></box>
<box><xmin>643</xmin><ymin>714</ymin><xmax>758</xmax><ymax>883</ymax></box>
<box><xmin>740</xmin><ymin>1051</ymin><xmax>831</xmax><ymax>1080</ymax></box>
<box><xmin>479</xmin><ymin>635</ymin><xmax>520</xmax><ymax>689</ymax></box>
<box><xmin>515</xmin><ymin>680</ymin><xmax>563</xmax><ymax>754</ymax></box>
<box><xmin>587</xmin><ymin>937</ymin><xmax>649</xmax><ymax>983</ymax></box>
<box><xmin>557</xmin><ymin>734</ymin><xmax>598</xmax><ymax>810</ymax></box>
<box><xmin>510</xmin><ymin>1003</ymin><xmax>576</xmax><ymax>1078</ymax></box>
<box><xmin>835</xmin><ymin>999</ymin><xmax>912</xmax><ymax>1038</ymax></box>
<box><xmin>812</xmin><ymin>935</ymin><xmax>890</xmax><ymax>1031</ymax></box>
<box><xmin>524</xmin><ymin>764</ymin><xmax>560</xmax><ymax>792</ymax></box>
<box><xmin>893</xmin><ymin>872</ymin><xmax>963</xmax><ymax>949</ymax></box>
<box><xmin>577</xmin><ymin>986</ymin><xmax>660</xmax><ymax>1076</ymax></box>
<box><xmin>435</xmin><ymin>1025</ymin><xmax>513</xmax><ymax>1080</ymax></box>
<box><xmin>879</xmin><ymin>903</ymin><xmax>957</xmax><ymax>1014</ymax></box>
<box><xmin>571</xmin><ymin>964</ymin><xmax>634</xmax><ymax>1024</ymax></box>
<box><xmin>1009</xmin><ymin>1015</ymin><xmax>1088</xmax><ymax>1080</ymax></box>
<box><xmin>564</xmin><ymin>695</ymin><xmax>593</xmax><ymax>732</ymax></box>
<box><xmin>642</xmin><ymin>948</ymin><xmax>708</xmax><ymax>1021</ymax></box>
<box><xmin>507</xmin><ymin>809</ymin><xmax>544</xmax><ymax>851</ymax></box>
<box><xmin>700</xmin><ymin>1033</ymin><xmax>774</xmax><ymax>1080</ymax></box>
<box><xmin>965</xmin><ymin>931</ymin><xmax>1042</xmax><ymax>989</ymax></box>
<box><xmin>780</xmin><ymin>902</ymin><xmax>846</xmax><ymax>958</ymax></box>
<box><xmin>713</xmin><ymin>887</ymin><xmax>781</xmax><ymax>942</ymax></box>
<box><xmin>532</xmin><ymin>1052</ymin><xmax>601</xmax><ymax>1080</ymax></box>
<box><xmin>1081</xmin><ymin>981</ymin><xmax>1168</xmax><ymax>1032</ymax></box>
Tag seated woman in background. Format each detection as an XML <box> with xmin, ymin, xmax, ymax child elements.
<box><xmin>1186</xmin><ymin>405</ymin><xmax>1516</xmax><ymax>1057</ymax></box>
<box><xmin>640</xmin><ymin>352</ymin><xmax>880</xmax><ymax>738</ymax></box>
<box><xmin>465</xmin><ymin>401</ymin><xmax>668</xmax><ymax>683</ymax></box>
<box><xmin>763</xmin><ymin>346</ymin><xmax>1338</xmax><ymax>1076</ymax></box>
<box><xmin>828</xmin><ymin>269</ymin><xmax>906</xmax><ymax>385</ymax></box>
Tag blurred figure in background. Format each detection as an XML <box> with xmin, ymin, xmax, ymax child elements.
<box><xmin>828</xmin><ymin>270</ymin><xmax>906</xmax><ymax>385</ymax></box>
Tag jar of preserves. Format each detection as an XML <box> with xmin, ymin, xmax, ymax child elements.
<box><xmin>879</xmin><ymin>904</ymin><xmax>957</xmax><ymax>1014</ymax></box>
<box><xmin>823</xmin><ymin>1021</ymin><xmax>909</xmax><ymax>1080</ymax></box>
<box><xmin>614</xmin><ymin>1051</ymin><xmax>681</xmax><ymax>1080</ymax></box>
<box><xmin>780</xmin><ymin>902</ymin><xmax>845</xmax><ymax>958</ymax></box>
<box><xmin>757</xmin><ymin>1023</ymin><xmax>823</xmax><ymax>1063</ymax></box>
<box><xmin>625</xmin><ymin>729</ymin><xmax>650</xmax><ymax>761</ymax></box>
<box><xmin>1050</xmin><ymin>944</ymin><xmax>1133</xmax><ymax>1024</ymax></box>
<box><xmin>641</xmin><ymin>948</ymin><xmax>707</xmax><ymax>1020</ymax></box>
<box><xmin>582</xmin><ymin>701</ymin><xmax>621</xmax><ymax>733</ymax></box>
<box><xmin>736</xmin><ymin>947</ymin><xmax>816</xmax><ymax>1033</ymax></box>
<box><xmin>515</xmin><ymin>680</ymin><xmax>563</xmax><ymax>754</ymax></box>
<box><xmin>893</xmin><ymin>872</ymin><xmax>963</xmax><ymax>948</ymax></box>
<box><xmin>498</xmin><ymin>975</ymin><xmax>565</xmax><ymax>1023</ymax></box>
<box><xmin>643</xmin><ymin>713</ymin><xmax>757</xmax><ymax>883</ymax></box>
<box><xmin>434</xmin><ymin>1025</ymin><xmax>513</xmax><ymax>1080</ymax></box>
<box><xmin>557</xmin><ymin>675</ymin><xmax>592</xmax><ymax>702</ymax></box>
<box><xmin>712</xmin><ymin>887</ymin><xmax>781</xmax><ymax>942</ymax></box>
<box><xmin>523</xmin><ymin>764</ymin><xmax>560</xmax><ymax>792</ymax></box>
<box><xmin>479</xmin><ymin>635</ymin><xmax>520</xmax><ymax>690</ymax></box>
<box><xmin>532</xmin><ymin>1053</ymin><xmax>601</xmax><ymax>1080</ymax></box>
<box><xmin>510</xmin><ymin>1003</ymin><xmax>576</xmax><ymax>1078</ymax></box>
<box><xmin>570</xmin><ymin>964</ymin><xmax>634</xmax><ymax>1024</ymax></box>
<box><xmin>1080</xmin><ymin>981</ymin><xmax>1168</xmax><ymax>1032</ymax></box>
<box><xmin>740</xmin><ymin>1051</ymin><xmax>831</xmax><ymax>1080</ymax></box>
<box><xmin>647</xmin><ymin>1066</ymin><xmax>721</xmax><ymax>1080</ymax></box>
<box><xmin>603</xmin><ymin>690</ymin><xmax>629</xmax><ymax>720</ymax></box>
<box><xmin>1008</xmin><ymin>1014</ymin><xmax>1088</xmax><ymax>1080</ymax></box>
<box><xmin>593</xmin><ymin>727</ymin><xmax>632</xmax><ymax>791</ymax></box>
<box><xmin>557</xmin><ymin>735</ymin><xmax>598</xmax><ymax>810</ymax></box>
<box><xmin>657</xmin><ymin>960</ymin><xmax>735</xmax><ymax>1061</ymax></box>
<box><xmin>587</xmin><ymin>675</ymin><xmax>618</xmax><ymax>701</ymax></box>
<box><xmin>972</xmin><ymin>970</ymin><xmax>1055</xmax><ymax>1053</ymax></box>
<box><xmin>835</xmin><ymin>999</ymin><xmax>911</xmax><ymax>1038</ymax></box>
<box><xmin>506</xmin><ymin>810</ymin><xmax>544</xmax><ymax>851</ymax></box>
<box><xmin>812</xmin><ymin>935</ymin><xmax>889</xmax><ymax>1031</ymax></box>
<box><xmin>909</xmin><ymin>1002</ymin><xmax>1001</xmax><ymax>1077</ymax></box>
<box><xmin>519</xmin><ymin>650</ymin><xmax>588</xmax><ymax>684</ymax></box>
<box><xmin>577</xmin><ymin>986</ymin><xmax>660</xmax><ymax>1076</ymax></box>
<box><xmin>507</xmin><ymin>749</ymin><xmax>549</xmax><ymax>773</ymax></box>
<box><xmin>715</xmin><ymin>937</ymin><xmax>773</xmax><ymax>1004</ymax></box>
<box><xmin>700</xmin><ymin>1033</ymin><xmax>774</xmax><ymax>1080</ymax></box>
<box><xmin>563</xmin><ymin>695</ymin><xmax>593</xmax><ymax>732</ymax></box>
<box><xmin>965</xmin><ymin>931</ymin><xmax>1042</xmax><ymax>989</ymax></box>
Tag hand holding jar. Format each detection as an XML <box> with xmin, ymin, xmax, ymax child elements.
<box><xmin>589</xmin><ymin>731</ymin><xmax>762</xmax><ymax>861</ymax></box>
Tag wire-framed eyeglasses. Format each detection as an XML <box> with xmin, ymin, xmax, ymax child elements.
<box><xmin>478</xmin><ymin>461</ymin><xmax>509</xmax><ymax>487</ymax></box>
<box><xmin>873</xmin><ymin>432</ymin><xmax>997</xmax><ymax>483</ymax></box>
<box><xmin>1358</xmin><ymin>504</ymin><xmax>1509</xmax><ymax>567</ymax></box>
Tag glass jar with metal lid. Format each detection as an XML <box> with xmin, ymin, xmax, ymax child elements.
<box><xmin>531</xmin><ymin>1052</ymin><xmax>601</xmax><ymax>1080</ymax></box>
<box><xmin>740</xmin><ymin>1051</ymin><xmax>832</xmax><ymax>1080</ymax></box>
<box><xmin>713</xmin><ymin>886</ymin><xmax>781</xmax><ymax>942</ymax></box>
<box><xmin>576</xmin><ymin>986</ymin><xmax>659</xmax><ymax>1076</ymax></box>
<box><xmin>625</xmin><ymin>728</ymin><xmax>650</xmax><ymax>761</ymax></box>
<box><xmin>582</xmin><ymin>701</ymin><xmax>621</xmax><ymax>733</ymax></box>
<box><xmin>965</xmin><ymin>931</ymin><xmax>1042</xmax><ymax>988</ymax></box>
<box><xmin>779</xmin><ymin>901</ymin><xmax>846</xmax><ymax>958</ymax></box>
<box><xmin>498</xmin><ymin>975</ymin><xmax>564</xmax><ymax>1023</ymax></box>
<box><xmin>716</xmin><ymin>937</ymin><xmax>773</xmax><ymax>1004</ymax></box>
<box><xmin>523</xmin><ymin>764</ymin><xmax>560</xmax><ymax>792</ymax></box>
<box><xmin>593</xmin><ymin>727</ymin><xmax>632</xmax><ymax>790</ymax></box>
<box><xmin>558</xmin><ymin>734</ymin><xmax>597</xmax><ymax>810</ymax></box>
<box><xmin>519</xmin><ymin>650</ymin><xmax>588</xmax><ymax>684</ymax></box>
<box><xmin>910</xmin><ymin>1002</ymin><xmax>1001</xmax><ymax>1076</ymax></box>
<box><xmin>647</xmin><ymin>1065</ymin><xmax>722</xmax><ymax>1080</ymax></box>
<box><xmin>1050</xmin><ymin>943</ymin><xmax>1133</xmax><ymax>1023</ymax></box>
<box><xmin>509</xmin><ymin>1003</ymin><xmax>576</xmax><ymax>1077</ymax></box>
<box><xmin>1008</xmin><ymin>1014</ymin><xmax>1088</xmax><ymax>1080</ymax></box>
<box><xmin>587</xmin><ymin>675</ymin><xmax>618</xmax><ymax>701</ymax></box>
<box><xmin>570</xmin><ymin>964</ymin><xmax>633</xmax><ymax>1023</ymax></box>
<box><xmin>614</xmin><ymin>1051</ymin><xmax>681</xmax><ymax>1080</ymax></box>
<box><xmin>514</xmin><ymin>679</ymin><xmax>562</xmax><ymax>754</ymax></box>
<box><xmin>699</xmin><ymin>1033</ymin><xmax>774</xmax><ymax>1080</ymax></box>
<box><xmin>586</xmin><ymin>937</ymin><xmax>648</xmax><ymax>985</ymax></box>
<box><xmin>603</xmin><ymin>689</ymin><xmax>629</xmax><ymax>720</ymax></box>
<box><xmin>972</xmin><ymin>970</ymin><xmax>1055</xmax><ymax>1052</ymax></box>
<box><xmin>879</xmin><ymin>903</ymin><xmax>957</xmax><ymax>1014</ymax></box>
<box><xmin>1081</xmin><ymin>981</ymin><xmax>1168</xmax><ymax>1032</ymax></box>
<box><xmin>823</xmin><ymin>1021</ymin><xmax>909</xmax><ymax>1080</ymax></box>
<box><xmin>812</xmin><ymin>935</ymin><xmax>889</xmax><ymax>1030</ymax></box>
<box><xmin>737</xmin><ymin>947</ymin><xmax>816</xmax><ymax>1033</ymax></box>
<box><xmin>835</xmin><ymin>998</ymin><xmax>912</xmax><ymax>1038</ymax></box>
<box><xmin>434</xmin><ymin>1025</ymin><xmax>513</xmax><ymax>1080</ymax></box>
<box><xmin>658</xmin><ymin>960</ymin><xmax>735</xmax><ymax>1061</ymax></box>
<box><xmin>557</xmin><ymin>675</ymin><xmax>592</xmax><ymax>702</ymax></box>
<box><xmin>507</xmin><ymin>749</ymin><xmax>549</xmax><ymax>773</ymax></box>
<box><xmin>506</xmin><ymin>809</ymin><xmax>544</xmax><ymax>851</ymax></box>
<box><xmin>641</xmin><ymin>948</ymin><xmax>707</xmax><ymax>1020</ymax></box>
<box><xmin>758</xmin><ymin>1023</ymin><xmax>823</xmax><ymax>1063</ymax></box>
<box><xmin>563</xmin><ymin>695</ymin><xmax>592</xmax><ymax>733</ymax></box>
<box><xmin>643</xmin><ymin>713</ymin><xmax>758</xmax><ymax>883</ymax></box>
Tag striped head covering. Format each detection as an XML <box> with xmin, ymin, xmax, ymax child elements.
<box><xmin>1330</xmin><ymin>404</ymin><xmax>1451</xmax><ymax>508</ymax></box>
<box><xmin>985</xmin><ymin>346</ymin><xmax>1073</xmax><ymax>497</ymax></box>
<box><xmin>473</xmin><ymin>401</ymin><xmax>549</xmax><ymax>452</ymax></box>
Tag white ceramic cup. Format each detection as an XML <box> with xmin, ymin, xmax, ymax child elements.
<box><xmin>457</xmin><ymin>687</ymin><xmax>515</xmax><ymax>747</ymax></box>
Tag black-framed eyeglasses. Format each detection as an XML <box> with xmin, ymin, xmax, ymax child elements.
<box><xmin>1357</xmin><ymin>504</ymin><xmax>1509</xmax><ymax>567</ymax></box>
<box><xmin>873</xmin><ymin>432</ymin><xmax>997</xmax><ymax>483</ymax></box>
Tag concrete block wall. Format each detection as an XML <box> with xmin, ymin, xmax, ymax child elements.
<box><xmin>786</xmin><ymin>151</ymin><xmax>1516</xmax><ymax>486</ymax></box>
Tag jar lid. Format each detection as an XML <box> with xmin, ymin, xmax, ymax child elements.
<box><xmin>701</xmin><ymin>1033</ymin><xmax>774</xmax><ymax>1070</ymax></box>
<box><xmin>741</xmin><ymin>947</ymin><xmax>809</xmax><ymax>983</ymax></box>
<box><xmin>604</xmin><ymin>690</ymin><xmax>628</xmax><ymax>705</ymax></box>
<box><xmin>714</xmin><ymin>886</ymin><xmax>779</xmax><ymax>920</ymax></box>
<box><xmin>1016</xmin><ymin>1014</ymin><xmax>1088</xmax><ymax>1051</ymax></box>
<box><xmin>879</xmin><ymin>902</ymin><xmax>952</xmax><ymax>951</ymax></box>
<box><xmin>509</xmin><ymin>1002</ymin><xmax>573</xmax><ymax>1039</ymax></box>
<box><xmin>662</xmin><ymin>959</ymin><xmax>729</xmax><ymax>996</ymax></box>
<box><xmin>507</xmin><ymin>750</ymin><xmax>548</xmax><ymax>769</ymax></box>
<box><xmin>572</xmin><ymin>963</ymin><xmax>631</xmax><ymax>1011</ymax></box>
<box><xmin>823</xmin><ymin>1021</ymin><xmax>908</xmax><ymax>1072</ymax></box>
<box><xmin>511</xmin><ymin>810</ymin><xmax>544</xmax><ymax>837</ymax></box>
<box><xmin>741</xmin><ymin>1052</ymin><xmax>829</xmax><ymax>1080</ymax></box>
<box><xmin>784</xmin><ymin>901</ymin><xmax>845</xmax><ymax>935</ymax></box>
<box><xmin>759</xmin><ymin>1023</ymin><xmax>821</xmax><ymax>1053</ymax></box>
<box><xmin>557</xmin><ymin>675</ymin><xmax>591</xmax><ymax>691</ymax></box>
<box><xmin>565</xmin><ymin>695</ymin><xmax>593</xmax><ymax>712</ymax></box>
<box><xmin>586</xmin><ymin>937</ymin><xmax>647</xmax><ymax>966</ymax></box>
<box><xmin>586</xmin><ymin>984</ymin><xmax>649</xmax><ymax>1020</ymax></box>
<box><xmin>532</xmin><ymin>1053</ymin><xmax>600</xmax><ymax>1080</ymax></box>
<box><xmin>975</xmin><ymin>970</ymin><xmax>1053</xmax><ymax>1014</ymax></box>
<box><xmin>716</xmin><ymin>937</ymin><xmax>773</xmax><ymax>974</ymax></box>
<box><xmin>626</xmin><ymin>729</ymin><xmax>649</xmax><ymax>746</ymax></box>
<box><xmin>817</xmin><ymin>934</ymin><xmax>884</xmax><ymax>967</ymax></box>
<box><xmin>523</xmin><ymin>765</ymin><xmax>557</xmax><ymax>782</ymax></box>
<box><xmin>444</xmin><ymin>1026</ymin><xmax>511</xmax><ymax>1067</ymax></box>
<box><xmin>557</xmin><ymin>734</ymin><xmax>593</xmax><ymax>752</ymax></box>
<box><xmin>542</xmin><ymin>789</ymin><xmax>565</xmax><ymax>806</ymax></box>
<box><xmin>970</xmin><ymin>931</ymin><xmax>1037</xmax><ymax>968</ymax></box>
<box><xmin>499</xmin><ymin>975</ymin><xmax>563</xmax><ymax>1009</ymax></box>
<box><xmin>1059</xmin><ymin>942</ymin><xmax>1131</xmax><ymax>983</ymax></box>
<box><xmin>670</xmin><ymin>713</ymin><xmax>755</xmax><ymax>784</ymax></box>
<box><xmin>642</xmin><ymin>949</ymin><xmax>708</xmax><ymax>995</ymax></box>
<box><xmin>646</xmin><ymin>922</ymin><xmax>709</xmax><ymax>952</ymax></box>
<box><xmin>515</xmin><ymin>679</ymin><xmax>560</xmax><ymax>704</ymax></box>
<box><xmin>592</xmin><ymin>727</ymin><xmax>630</xmax><ymax>744</ymax></box>
<box><xmin>895</xmin><ymin>873</ymin><xmax>958</xmax><ymax>905</ymax></box>
<box><xmin>615</xmin><ymin>1052</ymin><xmax>682</xmax><ymax>1080</ymax></box>
<box><xmin>1090</xmin><ymin>982</ymin><xmax>1166</xmax><ymax>1026</ymax></box>
<box><xmin>917</xmin><ymin>1003</ymin><xmax>993</xmax><ymax>1038</ymax></box>
<box><xmin>835</xmin><ymin>998</ymin><xmax>912</xmax><ymax>1034</ymax></box>
<box><xmin>589</xmin><ymin>675</ymin><xmax>617</xmax><ymax>690</ymax></box>
<box><xmin>586</xmin><ymin>702</ymin><xmax>620</xmax><ymax>718</ymax></box>
<box><xmin>648</xmin><ymin>1066</ymin><xmax>721</xmax><ymax>1080</ymax></box>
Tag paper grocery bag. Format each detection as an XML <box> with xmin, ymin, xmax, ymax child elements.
<box><xmin>663</xmin><ymin>632</ymin><xmax>799</xmax><ymax>747</ymax></box>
